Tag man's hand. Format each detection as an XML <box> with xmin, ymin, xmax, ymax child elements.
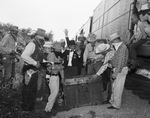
<box><xmin>92</xmin><ymin>74</ymin><xmax>99</xmax><ymax>79</ymax></box>
<box><xmin>83</xmin><ymin>62</ymin><xmax>86</xmax><ymax>67</ymax></box>
<box><xmin>35</xmin><ymin>61</ymin><xmax>41</xmax><ymax>68</ymax></box>
<box><xmin>64</xmin><ymin>29</ymin><xmax>68</xmax><ymax>37</ymax></box>
<box><xmin>111</xmin><ymin>73</ymin><xmax>116</xmax><ymax>80</ymax></box>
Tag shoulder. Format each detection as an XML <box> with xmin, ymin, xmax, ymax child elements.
<box><xmin>25</xmin><ymin>42</ymin><xmax>35</xmax><ymax>49</ymax></box>
<box><xmin>2</xmin><ymin>33</ymin><xmax>11</xmax><ymax>39</ymax></box>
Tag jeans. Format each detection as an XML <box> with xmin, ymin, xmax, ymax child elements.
<box><xmin>130</xmin><ymin>39</ymin><xmax>147</xmax><ymax>60</ymax></box>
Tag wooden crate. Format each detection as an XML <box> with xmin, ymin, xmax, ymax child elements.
<box><xmin>63</xmin><ymin>75</ymin><xmax>104</xmax><ymax>108</ymax></box>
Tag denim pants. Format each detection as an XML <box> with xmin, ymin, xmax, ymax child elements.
<box><xmin>130</xmin><ymin>39</ymin><xmax>147</xmax><ymax>60</ymax></box>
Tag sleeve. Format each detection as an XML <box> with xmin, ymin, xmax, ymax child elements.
<box><xmin>21</xmin><ymin>42</ymin><xmax>37</xmax><ymax>66</ymax></box>
<box><xmin>65</xmin><ymin>36</ymin><xmax>70</xmax><ymax>47</ymax></box>
<box><xmin>0</xmin><ymin>34</ymin><xmax>9</xmax><ymax>47</ymax></box>
<box><xmin>83</xmin><ymin>44</ymin><xmax>89</xmax><ymax>63</ymax></box>
<box><xmin>96</xmin><ymin>63</ymin><xmax>108</xmax><ymax>76</ymax></box>
<box><xmin>113</xmin><ymin>46</ymin><xmax>128</xmax><ymax>77</ymax></box>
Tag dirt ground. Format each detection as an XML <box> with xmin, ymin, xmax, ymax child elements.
<box><xmin>54</xmin><ymin>89</ymin><xmax>150</xmax><ymax>118</ymax></box>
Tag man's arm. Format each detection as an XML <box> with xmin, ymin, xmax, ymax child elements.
<box><xmin>64</xmin><ymin>29</ymin><xmax>69</xmax><ymax>47</ymax></box>
<box><xmin>21</xmin><ymin>42</ymin><xmax>37</xmax><ymax>66</ymax></box>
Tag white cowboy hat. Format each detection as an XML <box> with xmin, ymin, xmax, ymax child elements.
<box><xmin>43</xmin><ymin>41</ymin><xmax>53</xmax><ymax>48</ymax></box>
<box><xmin>109</xmin><ymin>33</ymin><xmax>120</xmax><ymax>41</ymax></box>
<box><xmin>95</xmin><ymin>43</ymin><xmax>110</xmax><ymax>54</ymax></box>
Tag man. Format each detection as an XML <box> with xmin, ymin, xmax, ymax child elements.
<box><xmin>129</xmin><ymin>13</ymin><xmax>147</xmax><ymax>69</ymax></box>
<box><xmin>21</xmin><ymin>28</ymin><xmax>46</xmax><ymax>112</ymax></box>
<box><xmin>44</xmin><ymin>41</ymin><xmax>64</xmax><ymax>115</ymax></box>
<box><xmin>63</xmin><ymin>40</ymin><xmax>80</xmax><ymax>78</ymax></box>
<box><xmin>0</xmin><ymin>26</ymin><xmax>18</xmax><ymax>81</ymax></box>
<box><xmin>107</xmin><ymin>33</ymin><xmax>129</xmax><ymax>110</ymax></box>
<box><xmin>83</xmin><ymin>33</ymin><xmax>104</xmax><ymax>74</ymax></box>
<box><xmin>92</xmin><ymin>42</ymin><xmax>115</xmax><ymax>103</ymax></box>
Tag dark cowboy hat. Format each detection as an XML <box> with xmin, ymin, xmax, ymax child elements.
<box><xmin>35</xmin><ymin>28</ymin><xmax>47</xmax><ymax>38</ymax></box>
<box><xmin>69</xmin><ymin>40</ymin><xmax>76</xmax><ymax>45</ymax></box>
<box><xmin>10</xmin><ymin>26</ymin><xmax>19</xmax><ymax>32</ymax></box>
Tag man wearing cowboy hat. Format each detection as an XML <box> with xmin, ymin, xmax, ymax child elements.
<box><xmin>21</xmin><ymin>28</ymin><xmax>47</xmax><ymax>112</ymax></box>
<box><xmin>93</xmin><ymin>42</ymin><xmax>115</xmax><ymax>103</ymax></box>
<box><xmin>83</xmin><ymin>33</ymin><xmax>104</xmax><ymax>74</ymax></box>
<box><xmin>36</xmin><ymin>41</ymin><xmax>53</xmax><ymax>102</ymax></box>
<box><xmin>107</xmin><ymin>33</ymin><xmax>129</xmax><ymax>110</ymax></box>
<box><xmin>44</xmin><ymin>41</ymin><xmax>64</xmax><ymax>115</ymax></box>
<box><xmin>0</xmin><ymin>25</ymin><xmax>19</xmax><ymax>81</ymax></box>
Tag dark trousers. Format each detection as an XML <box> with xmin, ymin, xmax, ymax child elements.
<box><xmin>102</xmin><ymin>67</ymin><xmax>112</xmax><ymax>101</ymax></box>
<box><xmin>2</xmin><ymin>55</ymin><xmax>12</xmax><ymax>80</ymax></box>
<box><xmin>37</xmin><ymin>69</ymin><xmax>46</xmax><ymax>98</ymax></box>
<box><xmin>130</xmin><ymin>39</ymin><xmax>147</xmax><ymax>60</ymax></box>
<box><xmin>22</xmin><ymin>72</ymin><xmax>38</xmax><ymax>111</ymax></box>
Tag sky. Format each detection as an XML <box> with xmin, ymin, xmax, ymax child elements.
<box><xmin>0</xmin><ymin>0</ymin><xmax>101</xmax><ymax>41</ymax></box>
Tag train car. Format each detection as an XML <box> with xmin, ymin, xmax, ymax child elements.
<box><xmin>75</xmin><ymin>16</ymin><xmax>93</xmax><ymax>39</ymax></box>
<box><xmin>76</xmin><ymin>0</ymin><xmax>150</xmax><ymax>65</ymax></box>
<box><xmin>92</xmin><ymin>0</ymin><xmax>135</xmax><ymax>42</ymax></box>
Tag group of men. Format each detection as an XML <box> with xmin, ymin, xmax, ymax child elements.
<box><xmin>0</xmin><ymin>24</ymin><xmax>133</xmax><ymax>115</ymax></box>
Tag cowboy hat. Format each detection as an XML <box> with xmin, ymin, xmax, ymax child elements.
<box><xmin>60</xmin><ymin>39</ymin><xmax>65</xmax><ymax>43</ymax></box>
<box><xmin>43</xmin><ymin>41</ymin><xmax>53</xmax><ymax>48</ymax></box>
<box><xmin>97</xmin><ymin>38</ymin><xmax>107</xmax><ymax>43</ymax></box>
<box><xmin>52</xmin><ymin>42</ymin><xmax>62</xmax><ymax>50</ymax></box>
<box><xmin>95</xmin><ymin>43</ymin><xmax>110</xmax><ymax>54</ymax></box>
<box><xmin>78</xmin><ymin>36</ymin><xmax>86</xmax><ymax>42</ymax></box>
<box><xmin>109</xmin><ymin>33</ymin><xmax>120</xmax><ymax>41</ymax></box>
<box><xmin>35</xmin><ymin>28</ymin><xmax>47</xmax><ymax>38</ymax></box>
<box><xmin>10</xmin><ymin>26</ymin><xmax>19</xmax><ymax>31</ymax></box>
<box><xmin>87</xmin><ymin>33</ymin><xmax>97</xmax><ymax>42</ymax></box>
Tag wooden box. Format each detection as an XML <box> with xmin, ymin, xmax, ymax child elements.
<box><xmin>63</xmin><ymin>75</ymin><xmax>103</xmax><ymax>108</ymax></box>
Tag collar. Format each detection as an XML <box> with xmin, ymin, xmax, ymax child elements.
<box><xmin>114</xmin><ymin>42</ymin><xmax>122</xmax><ymax>50</ymax></box>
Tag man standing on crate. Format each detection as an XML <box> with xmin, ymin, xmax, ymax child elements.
<box><xmin>0</xmin><ymin>26</ymin><xmax>18</xmax><ymax>81</ymax></box>
<box><xmin>107</xmin><ymin>33</ymin><xmax>129</xmax><ymax>110</ymax></box>
<box><xmin>21</xmin><ymin>28</ymin><xmax>46</xmax><ymax>112</ymax></box>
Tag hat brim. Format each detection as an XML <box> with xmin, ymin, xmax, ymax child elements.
<box><xmin>87</xmin><ymin>38</ymin><xmax>97</xmax><ymax>42</ymax></box>
<box><xmin>110</xmin><ymin>36</ymin><xmax>120</xmax><ymax>41</ymax></box>
<box><xmin>96</xmin><ymin>44</ymin><xmax>110</xmax><ymax>54</ymax></box>
<box><xmin>35</xmin><ymin>33</ymin><xmax>47</xmax><ymax>38</ymax></box>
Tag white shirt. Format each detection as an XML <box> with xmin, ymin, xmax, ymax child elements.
<box><xmin>113</xmin><ymin>42</ymin><xmax>122</xmax><ymax>50</ymax></box>
<box><xmin>68</xmin><ymin>51</ymin><xmax>74</xmax><ymax>66</ymax></box>
<box><xmin>21</xmin><ymin>42</ymin><xmax>37</xmax><ymax>66</ymax></box>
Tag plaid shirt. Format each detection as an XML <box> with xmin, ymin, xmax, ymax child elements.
<box><xmin>111</xmin><ymin>43</ymin><xmax>129</xmax><ymax>77</ymax></box>
<box><xmin>96</xmin><ymin>49</ymin><xmax>115</xmax><ymax>76</ymax></box>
